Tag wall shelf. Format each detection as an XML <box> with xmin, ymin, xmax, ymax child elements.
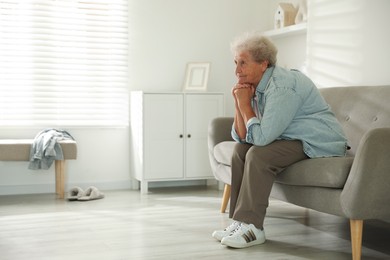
<box><xmin>263</xmin><ymin>23</ymin><xmax>307</xmax><ymax>39</ymax></box>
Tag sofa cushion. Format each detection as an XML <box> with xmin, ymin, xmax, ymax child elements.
<box><xmin>213</xmin><ymin>141</ymin><xmax>236</xmax><ymax>165</ymax></box>
<box><xmin>276</xmin><ymin>157</ymin><xmax>354</xmax><ymax>188</ymax></box>
<box><xmin>213</xmin><ymin>141</ymin><xmax>353</xmax><ymax>189</ymax></box>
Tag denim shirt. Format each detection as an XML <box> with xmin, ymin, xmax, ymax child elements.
<box><xmin>232</xmin><ymin>66</ymin><xmax>348</xmax><ymax>158</ymax></box>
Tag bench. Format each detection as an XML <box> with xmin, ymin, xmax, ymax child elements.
<box><xmin>0</xmin><ymin>139</ymin><xmax>77</xmax><ymax>199</ymax></box>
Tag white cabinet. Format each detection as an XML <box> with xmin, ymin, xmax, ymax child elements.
<box><xmin>130</xmin><ymin>92</ymin><xmax>224</xmax><ymax>193</ymax></box>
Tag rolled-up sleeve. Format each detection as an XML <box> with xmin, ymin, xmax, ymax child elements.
<box><xmin>231</xmin><ymin>124</ymin><xmax>243</xmax><ymax>143</ymax></box>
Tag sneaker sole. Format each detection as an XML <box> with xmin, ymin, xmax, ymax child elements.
<box><xmin>221</xmin><ymin>237</ymin><xmax>266</xmax><ymax>248</ymax></box>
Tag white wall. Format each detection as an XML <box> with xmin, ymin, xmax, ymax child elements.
<box><xmin>265</xmin><ymin>0</ymin><xmax>390</xmax><ymax>87</ymax></box>
<box><xmin>3</xmin><ymin>0</ymin><xmax>388</xmax><ymax>195</ymax></box>
<box><xmin>307</xmin><ymin>0</ymin><xmax>390</xmax><ymax>87</ymax></box>
<box><xmin>0</xmin><ymin>0</ymin><xmax>269</xmax><ymax>195</ymax></box>
<box><xmin>128</xmin><ymin>0</ymin><xmax>270</xmax><ymax>116</ymax></box>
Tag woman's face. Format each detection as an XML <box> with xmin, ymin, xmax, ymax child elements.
<box><xmin>234</xmin><ymin>51</ymin><xmax>268</xmax><ymax>86</ymax></box>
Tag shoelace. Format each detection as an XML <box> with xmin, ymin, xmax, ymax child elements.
<box><xmin>229</xmin><ymin>222</ymin><xmax>244</xmax><ymax>235</ymax></box>
<box><xmin>224</xmin><ymin>221</ymin><xmax>239</xmax><ymax>231</ymax></box>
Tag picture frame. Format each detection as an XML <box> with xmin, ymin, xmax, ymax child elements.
<box><xmin>183</xmin><ymin>62</ymin><xmax>210</xmax><ymax>91</ymax></box>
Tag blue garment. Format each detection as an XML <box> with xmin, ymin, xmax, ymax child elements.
<box><xmin>231</xmin><ymin>66</ymin><xmax>347</xmax><ymax>158</ymax></box>
<box><xmin>28</xmin><ymin>128</ymin><xmax>75</xmax><ymax>170</ymax></box>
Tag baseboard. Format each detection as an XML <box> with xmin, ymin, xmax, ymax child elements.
<box><xmin>132</xmin><ymin>179</ymin><xmax>218</xmax><ymax>189</ymax></box>
<box><xmin>0</xmin><ymin>180</ymin><xmax>135</xmax><ymax>196</ymax></box>
<box><xmin>0</xmin><ymin>179</ymin><xmax>219</xmax><ymax>196</ymax></box>
<box><xmin>148</xmin><ymin>179</ymin><xmax>207</xmax><ymax>188</ymax></box>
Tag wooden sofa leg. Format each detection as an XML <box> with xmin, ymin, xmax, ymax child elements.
<box><xmin>220</xmin><ymin>184</ymin><xmax>231</xmax><ymax>213</ymax></box>
<box><xmin>350</xmin><ymin>219</ymin><xmax>363</xmax><ymax>260</ymax></box>
<box><xmin>55</xmin><ymin>160</ymin><xmax>66</xmax><ymax>199</ymax></box>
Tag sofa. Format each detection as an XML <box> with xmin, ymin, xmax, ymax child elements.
<box><xmin>208</xmin><ymin>85</ymin><xmax>390</xmax><ymax>260</ymax></box>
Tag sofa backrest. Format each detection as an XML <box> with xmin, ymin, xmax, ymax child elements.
<box><xmin>320</xmin><ymin>85</ymin><xmax>390</xmax><ymax>156</ymax></box>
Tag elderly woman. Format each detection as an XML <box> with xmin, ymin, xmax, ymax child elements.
<box><xmin>212</xmin><ymin>33</ymin><xmax>348</xmax><ymax>248</ymax></box>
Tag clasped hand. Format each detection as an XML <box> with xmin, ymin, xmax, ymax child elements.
<box><xmin>232</xmin><ymin>83</ymin><xmax>255</xmax><ymax>105</ymax></box>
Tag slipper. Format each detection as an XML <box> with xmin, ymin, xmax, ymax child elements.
<box><xmin>77</xmin><ymin>186</ymin><xmax>104</xmax><ymax>201</ymax></box>
<box><xmin>67</xmin><ymin>186</ymin><xmax>84</xmax><ymax>201</ymax></box>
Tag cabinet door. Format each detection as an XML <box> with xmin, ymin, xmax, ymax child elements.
<box><xmin>185</xmin><ymin>94</ymin><xmax>224</xmax><ymax>178</ymax></box>
<box><xmin>144</xmin><ymin>94</ymin><xmax>184</xmax><ymax>180</ymax></box>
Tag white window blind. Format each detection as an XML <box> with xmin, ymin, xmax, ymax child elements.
<box><xmin>0</xmin><ymin>0</ymin><xmax>129</xmax><ymax>127</ymax></box>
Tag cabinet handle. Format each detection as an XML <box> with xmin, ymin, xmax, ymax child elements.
<box><xmin>187</xmin><ymin>134</ymin><xmax>191</xmax><ymax>138</ymax></box>
<box><xmin>179</xmin><ymin>134</ymin><xmax>183</xmax><ymax>138</ymax></box>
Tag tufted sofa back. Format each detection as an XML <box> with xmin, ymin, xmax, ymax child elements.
<box><xmin>320</xmin><ymin>86</ymin><xmax>390</xmax><ymax>156</ymax></box>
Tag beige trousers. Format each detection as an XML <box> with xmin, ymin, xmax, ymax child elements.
<box><xmin>229</xmin><ymin>140</ymin><xmax>308</xmax><ymax>229</ymax></box>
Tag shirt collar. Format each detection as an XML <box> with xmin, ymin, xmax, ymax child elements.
<box><xmin>256</xmin><ymin>66</ymin><xmax>275</xmax><ymax>93</ymax></box>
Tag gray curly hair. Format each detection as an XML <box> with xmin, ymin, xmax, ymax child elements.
<box><xmin>230</xmin><ymin>32</ymin><xmax>278</xmax><ymax>67</ymax></box>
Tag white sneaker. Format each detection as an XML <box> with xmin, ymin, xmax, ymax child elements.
<box><xmin>212</xmin><ymin>221</ymin><xmax>241</xmax><ymax>241</ymax></box>
<box><xmin>221</xmin><ymin>222</ymin><xmax>266</xmax><ymax>248</ymax></box>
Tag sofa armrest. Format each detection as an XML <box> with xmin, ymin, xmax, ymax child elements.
<box><xmin>341</xmin><ymin>128</ymin><xmax>390</xmax><ymax>221</ymax></box>
<box><xmin>208</xmin><ymin>117</ymin><xmax>234</xmax><ymax>148</ymax></box>
<box><xmin>208</xmin><ymin>117</ymin><xmax>234</xmax><ymax>175</ymax></box>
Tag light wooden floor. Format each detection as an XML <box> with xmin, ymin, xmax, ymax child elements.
<box><xmin>0</xmin><ymin>186</ymin><xmax>389</xmax><ymax>260</ymax></box>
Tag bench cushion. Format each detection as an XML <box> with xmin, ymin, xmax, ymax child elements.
<box><xmin>0</xmin><ymin>139</ymin><xmax>77</xmax><ymax>161</ymax></box>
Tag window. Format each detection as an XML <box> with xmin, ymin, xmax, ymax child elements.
<box><xmin>0</xmin><ymin>0</ymin><xmax>129</xmax><ymax>127</ymax></box>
